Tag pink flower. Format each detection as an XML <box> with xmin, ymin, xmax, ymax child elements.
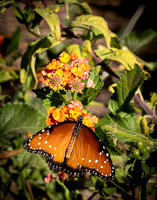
<box><xmin>44</xmin><ymin>173</ymin><xmax>54</xmax><ymax>183</ymax></box>
<box><xmin>86</xmin><ymin>78</ymin><xmax>95</xmax><ymax>88</ymax></box>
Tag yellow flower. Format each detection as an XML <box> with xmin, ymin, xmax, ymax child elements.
<box><xmin>69</xmin><ymin>106</ymin><xmax>82</xmax><ymax>120</ymax></box>
<box><xmin>83</xmin><ymin>116</ymin><xmax>94</xmax><ymax>128</ymax></box>
<box><xmin>52</xmin><ymin>108</ymin><xmax>61</xmax><ymax>121</ymax></box>
<box><xmin>59</xmin><ymin>52</ymin><xmax>70</xmax><ymax>63</ymax></box>
<box><xmin>54</xmin><ymin>69</ymin><xmax>64</xmax><ymax>78</ymax></box>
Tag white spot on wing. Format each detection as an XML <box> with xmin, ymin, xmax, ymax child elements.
<box><xmin>95</xmin><ymin>159</ymin><xmax>98</xmax><ymax>163</ymax></box>
<box><xmin>88</xmin><ymin>160</ymin><xmax>91</xmax><ymax>163</ymax></box>
<box><xmin>38</xmin><ymin>142</ymin><xmax>41</xmax><ymax>145</ymax></box>
<box><xmin>45</xmin><ymin>141</ymin><xmax>47</xmax><ymax>144</ymax></box>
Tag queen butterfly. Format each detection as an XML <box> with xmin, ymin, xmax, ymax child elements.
<box><xmin>24</xmin><ymin>116</ymin><xmax>115</xmax><ymax>180</ymax></box>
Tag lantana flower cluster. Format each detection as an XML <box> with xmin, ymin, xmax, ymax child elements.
<box><xmin>42</xmin><ymin>52</ymin><xmax>93</xmax><ymax>93</ymax></box>
<box><xmin>45</xmin><ymin>100</ymin><xmax>98</xmax><ymax>131</ymax></box>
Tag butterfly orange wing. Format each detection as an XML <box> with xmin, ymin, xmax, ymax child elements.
<box><xmin>25</xmin><ymin>122</ymin><xmax>76</xmax><ymax>171</ymax></box>
<box><xmin>65</xmin><ymin>125</ymin><xmax>115</xmax><ymax>180</ymax></box>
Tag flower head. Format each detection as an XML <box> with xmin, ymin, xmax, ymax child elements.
<box><xmin>70</xmin><ymin>79</ymin><xmax>84</xmax><ymax>93</ymax></box>
<box><xmin>44</xmin><ymin>173</ymin><xmax>54</xmax><ymax>183</ymax></box>
<box><xmin>46</xmin><ymin>100</ymin><xmax>98</xmax><ymax>130</ymax></box>
<box><xmin>58</xmin><ymin>171</ymin><xmax>67</xmax><ymax>181</ymax></box>
<box><xmin>47</xmin><ymin>76</ymin><xmax>61</xmax><ymax>91</ymax></box>
<box><xmin>59</xmin><ymin>52</ymin><xmax>70</xmax><ymax>63</ymax></box>
<box><xmin>42</xmin><ymin>52</ymin><xmax>91</xmax><ymax>93</ymax></box>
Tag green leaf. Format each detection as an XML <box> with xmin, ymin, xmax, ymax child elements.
<box><xmin>5</xmin><ymin>28</ymin><xmax>21</xmax><ymax>55</ymax></box>
<box><xmin>0</xmin><ymin>70</ymin><xmax>18</xmax><ymax>83</ymax></box>
<box><xmin>123</xmin><ymin>29</ymin><xmax>157</xmax><ymax>53</ymax></box>
<box><xmin>35</xmin><ymin>8</ymin><xmax>61</xmax><ymax>40</ymax></box>
<box><xmin>108</xmin><ymin>65</ymin><xmax>144</xmax><ymax>114</ymax></box>
<box><xmin>141</xmin><ymin>152</ymin><xmax>157</xmax><ymax>176</ymax></box>
<box><xmin>56</xmin><ymin>180</ymin><xmax>70</xmax><ymax>200</ymax></box>
<box><xmin>76</xmin><ymin>2</ymin><xmax>92</xmax><ymax>14</ymax></box>
<box><xmin>67</xmin><ymin>44</ymin><xmax>82</xmax><ymax>58</ymax></box>
<box><xmin>99</xmin><ymin>114</ymin><xmax>154</xmax><ymax>145</ymax></box>
<box><xmin>95</xmin><ymin>47</ymin><xmax>136</xmax><ymax>70</ymax></box>
<box><xmin>14</xmin><ymin>150</ymin><xmax>49</xmax><ymax>171</ymax></box>
<box><xmin>102</xmin><ymin>187</ymin><xmax>116</xmax><ymax>196</ymax></box>
<box><xmin>76</xmin><ymin>88</ymin><xmax>99</xmax><ymax>106</ymax></box>
<box><xmin>57</xmin><ymin>0</ymin><xmax>92</xmax><ymax>14</ymax></box>
<box><xmin>21</xmin><ymin>34</ymin><xmax>60</xmax><ymax>86</ymax></box>
<box><xmin>0</xmin><ymin>103</ymin><xmax>46</xmax><ymax>146</ymax></box>
<box><xmin>95</xmin><ymin>126</ymin><xmax>120</xmax><ymax>155</ymax></box>
<box><xmin>80</xmin><ymin>40</ymin><xmax>94</xmax><ymax>68</ymax></box>
<box><xmin>33</xmin><ymin>87</ymin><xmax>66</xmax><ymax>109</ymax></box>
<box><xmin>72</xmin><ymin>15</ymin><xmax>111</xmax><ymax>48</ymax></box>
<box><xmin>67</xmin><ymin>40</ymin><xmax>94</xmax><ymax>65</ymax></box>
<box><xmin>76</xmin><ymin>72</ymin><xmax>103</xmax><ymax>105</ymax></box>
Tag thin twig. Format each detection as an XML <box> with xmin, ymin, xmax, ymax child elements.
<box><xmin>120</xmin><ymin>4</ymin><xmax>146</xmax><ymax>41</ymax></box>
<box><xmin>0</xmin><ymin>148</ymin><xmax>24</xmax><ymax>158</ymax></box>
<box><xmin>134</xmin><ymin>94</ymin><xmax>157</xmax><ymax>124</ymax></box>
<box><xmin>26</xmin><ymin>180</ymin><xmax>35</xmax><ymax>200</ymax></box>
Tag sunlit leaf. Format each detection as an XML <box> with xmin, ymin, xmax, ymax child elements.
<box><xmin>95</xmin><ymin>47</ymin><xmax>137</xmax><ymax>70</ymax></box>
<box><xmin>21</xmin><ymin>34</ymin><xmax>60</xmax><ymax>86</ymax></box>
<box><xmin>72</xmin><ymin>15</ymin><xmax>111</xmax><ymax>48</ymax></box>
<box><xmin>67</xmin><ymin>44</ymin><xmax>82</xmax><ymax>58</ymax></box>
<box><xmin>35</xmin><ymin>8</ymin><xmax>61</xmax><ymax>40</ymax></box>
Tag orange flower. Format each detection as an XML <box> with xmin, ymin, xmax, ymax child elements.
<box><xmin>42</xmin><ymin>52</ymin><xmax>91</xmax><ymax>92</ymax></box>
<box><xmin>45</xmin><ymin>100</ymin><xmax>98</xmax><ymax>129</ymax></box>
<box><xmin>58</xmin><ymin>171</ymin><xmax>67</xmax><ymax>181</ymax></box>
<box><xmin>26</xmin><ymin>132</ymin><xmax>32</xmax><ymax>138</ymax></box>
<box><xmin>70</xmin><ymin>53</ymin><xmax>78</xmax><ymax>61</ymax></box>
<box><xmin>47</xmin><ymin>59</ymin><xmax>61</xmax><ymax>70</ymax></box>
<box><xmin>62</xmin><ymin>71</ymin><xmax>74</xmax><ymax>84</ymax></box>
<box><xmin>45</xmin><ymin>117</ymin><xmax>54</xmax><ymax>125</ymax></box>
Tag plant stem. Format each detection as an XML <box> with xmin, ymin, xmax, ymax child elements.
<box><xmin>134</xmin><ymin>94</ymin><xmax>157</xmax><ymax>124</ymax></box>
<box><xmin>120</xmin><ymin>4</ymin><xmax>146</xmax><ymax>41</ymax></box>
<box><xmin>111</xmin><ymin>181</ymin><xmax>131</xmax><ymax>198</ymax></box>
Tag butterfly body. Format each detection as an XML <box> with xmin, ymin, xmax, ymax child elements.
<box><xmin>25</xmin><ymin>117</ymin><xmax>115</xmax><ymax>180</ymax></box>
